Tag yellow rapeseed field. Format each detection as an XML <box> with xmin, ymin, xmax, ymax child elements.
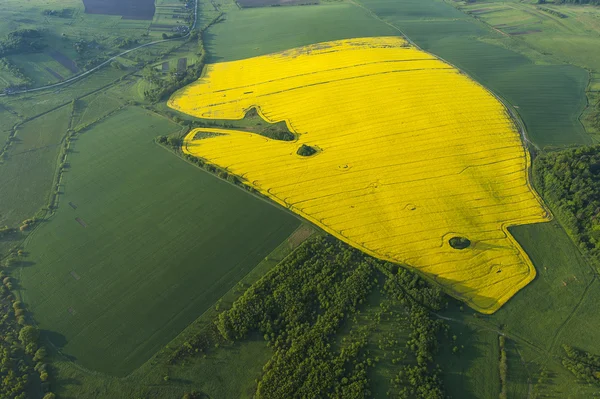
<box><xmin>168</xmin><ymin>37</ymin><xmax>550</xmax><ymax>313</ymax></box>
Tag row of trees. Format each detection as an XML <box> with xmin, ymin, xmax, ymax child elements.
<box><xmin>534</xmin><ymin>145</ymin><xmax>600</xmax><ymax>267</ymax></box>
<box><xmin>562</xmin><ymin>344</ymin><xmax>600</xmax><ymax>385</ymax></box>
<box><xmin>0</xmin><ymin>58</ymin><xmax>32</xmax><ymax>88</ymax></box>
<box><xmin>382</xmin><ymin>265</ymin><xmax>448</xmax><ymax>399</ymax></box>
<box><xmin>0</xmin><ymin>270</ymin><xmax>54</xmax><ymax>398</ymax></box>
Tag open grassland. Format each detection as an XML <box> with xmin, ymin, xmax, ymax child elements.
<box><xmin>18</xmin><ymin>106</ymin><xmax>299</xmax><ymax>376</ymax></box>
<box><xmin>0</xmin><ymin>105</ymin><xmax>71</xmax><ymax>228</ymax></box>
<box><xmin>355</xmin><ymin>0</ymin><xmax>591</xmax><ymax>149</ymax></box>
<box><xmin>170</xmin><ymin>37</ymin><xmax>550</xmax><ymax>314</ymax></box>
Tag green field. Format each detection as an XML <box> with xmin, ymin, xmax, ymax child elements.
<box><xmin>18</xmin><ymin>106</ymin><xmax>299</xmax><ymax>376</ymax></box>
<box><xmin>204</xmin><ymin>2</ymin><xmax>397</xmax><ymax>62</ymax></box>
<box><xmin>0</xmin><ymin>105</ymin><xmax>71</xmax><ymax>228</ymax></box>
<box><xmin>1</xmin><ymin>0</ymin><xmax>600</xmax><ymax>397</ymax></box>
<box><xmin>355</xmin><ymin>0</ymin><xmax>591</xmax><ymax>149</ymax></box>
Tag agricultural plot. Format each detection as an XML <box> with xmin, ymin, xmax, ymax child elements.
<box><xmin>8</xmin><ymin>53</ymin><xmax>74</xmax><ymax>86</ymax></box>
<box><xmin>237</xmin><ymin>0</ymin><xmax>319</xmax><ymax>8</ymax></box>
<box><xmin>170</xmin><ymin>37</ymin><xmax>550</xmax><ymax>314</ymax></box>
<box><xmin>19</xmin><ymin>107</ymin><xmax>299</xmax><ymax>376</ymax></box>
<box><xmin>0</xmin><ymin>105</ymin><xmax>71</xmax><ymax>228</ymax></box>
<box><xmin>82</xmin><ymin>0</ymin><xmax>155</xmax><ymax>20</ymax></box>
<box><xmin>203</xmin><ymin>3</ymin><xmax>397</xmax><ymax>62</ymax></box>
<box><xmin>355</xmin><ymin>0</ymin><xmax>591</xmax><ymax>148</ymax></box>
<box><xmin>71</xmin><ymin>90</ymin><xmax>126</xmax><ymax>129</ymax></box>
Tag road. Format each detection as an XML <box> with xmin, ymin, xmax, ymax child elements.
<box><xmin>0</xmin><ymin>0</ymin><xmax>198</xmax><ymax>98</ymax></box>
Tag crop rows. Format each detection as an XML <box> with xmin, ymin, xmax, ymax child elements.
<box><xmin>169</xmin><ymin>37</ymin><xmax>550</xmax><ymax>313</ymax></box>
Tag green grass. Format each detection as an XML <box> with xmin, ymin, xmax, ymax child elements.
<box><xmin>0</xmin><ymin>104</ymin><xmax>71</xmax><ymax>228</ymax></box>
<box><xmin>492</xmin><ymin>221</ymin><xmax>594</xmax><ymax>351</ymax></box>
<box><xmin>72</xmin><ymin>90</ymin><xmax>126</xmax><ymax>129</ymax></box>
<box><xmin>438</xmin><ymin>323</ymin><xmax>501</xmax><ymax>399</ymax></box>
<box><xmin>204</xmin><ymin>2</ymin><xmax>398</xmax><ymax>62</ymax></box>
<box><xmin>18</xmin><ymin>106</ymin><xmax>299</xmax><ymax>376</ymax></box>
<box><xmin>0</xmin><ymin>66</ymin><xmax>128</xmax><ymax>119</ymax></box>
<box><xmin>48</xmin><ymin>224</ymin><xmax>314</xmax><ymax>399</ymax></box>
<box><xmin>9</xmin><ymin>53</ymin><xmax>72</xmax><ymax>86</ymax></box>
<box><xmin>356</xmin><ymin>0</ymin><xmax>591</xmax><ymax>149</ymax></box>
<box><xmin>552</xmin><ymin>277</ymin><xmax>600</xmax><ymax>357</ymax></box>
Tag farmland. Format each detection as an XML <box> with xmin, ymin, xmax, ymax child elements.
<box><xmin>171</xmin><ymin>36</ymin><xmax>550</xmax><ymax>314</ymax></box>
<box><xmin>17</xmin><ymin>106</ymin><xmax>299</xmax><ymax>376</ymax></box>
<box><xmin>0</xmin><ymin>0</ymin><xmax>600</xmax><ymax>397</ymax></box>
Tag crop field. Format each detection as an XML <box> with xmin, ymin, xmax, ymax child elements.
<box><xmin>354</xmin><ymin>0</ymin><xmax>592</xmax><ymax>149</ymax></box>
<box><xmin>82</xmin><ymin>0</ymin><xmax>156</xmax><ymax>20</ymax></box>
<box><xmin>0</xmin><ymin>105</ymin><xmax>71</xmax><ymax>228</ymax></box>
<box><xmin>170</xmin><ymin>37</ymin><xmax>550</xmax><ymax>314</ymax></box>
<box><xmin>18</xmin><ymin>106</ymin><xmax>299</xmax><ymax>376</ymax></box>
<box><xmin>72</xmin><ymin>91</ymin><xmax>126</xmax><ymax>129</ymax></box>
<box><xmin>203</xmin><ymin>3</ymin><xmax>397</xmax><ymax>62</ymax></box>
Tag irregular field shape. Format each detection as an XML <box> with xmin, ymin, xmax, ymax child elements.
<box><xmin>169</xmin><ymin>37</ymin><xmax>551</xmax><ymax>313</ymax></box>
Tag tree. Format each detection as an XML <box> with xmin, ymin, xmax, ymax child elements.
<box><xmin>18</xmin><ymin>325</ymin><xmax>39</xmax><ymax>346</ymax></box>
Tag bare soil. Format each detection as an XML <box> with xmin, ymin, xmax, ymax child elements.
<box><xmin>49</xmin><ymin>50</ymin><xmax>79</xmax><ymax>73</ymax></box>
<box><xmin>237</xmin><ymin>0</ymin><xmax>318</xmax><ymax>8</ymax></box>
<box><xmin>82</xmin><ymin>0</ymin><xmax>155</xmax><ymax>20</ymax></box>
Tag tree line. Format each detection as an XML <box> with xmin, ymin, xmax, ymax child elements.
<box><xmin>0</xmin><ymin>266</ymin><xmax>54</xmax><ymax>399</ymax></box>
<box><xmin>562</xmin><ymin>344</ymin><xmax>600</xmax><ymax>385</ymax></box>
<box><xmin>534</xmin><ymin>145</ymin><xmax>600</xmax><ymax>267</ymax></box>
<box><xmin>0</xmin><ymin>30</ymin><xmax>46</xmax><ymax>58</ymax></box>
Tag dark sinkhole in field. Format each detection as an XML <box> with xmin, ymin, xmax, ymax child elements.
<box><xmin>82</xmin><ymin>0</ymin><xmax>155</xmax><ymax>20</ymax></box>
<box><xmin>297</xmin><ymin>144</ymin><xmax>317</xmax><ymax>157</ymax></box>
<box><xmin>449</xmin><ymin>236</ymin><xmax>471</xmax><ymax>250</ymax></box>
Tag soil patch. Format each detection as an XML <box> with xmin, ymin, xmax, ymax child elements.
<box><xmin>44</xmin><ymin>67</ymin><xmax>64</xmax><ymax>81</ymax></box>
<box><xmin>75</xmin><ymin>217</ymin><xmax>88</xmax><ymax>227</ymax></box>
<box><xmin>237</xmin><ymin>0</ymin><xmax>318</xmax><ymax>8</ymax></box>
<box><xmin>49</xmin><ymin>50</ymin><xmax>79</xmax><ymax>73</ymax></box>
<box><xmin>177</xmin><ymin>58</ymin><xmax>187</xmax><ymax>73</ymax></box>
<box><xmin>287</xmin><ymin>224</ymin><xmax>315</xmax><ymax>249</ymax></box>
<box><xmin>81</xmin><ymin>0</ymin><xmax>155</xmax><ymax>20</ymax></box>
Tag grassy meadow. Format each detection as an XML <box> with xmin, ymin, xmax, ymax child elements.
<box><xmin>18</xmin><ymin>106</ymin><xmax>299</xmax><ymax>376</ymax></box>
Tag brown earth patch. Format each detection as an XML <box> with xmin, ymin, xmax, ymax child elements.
<box><xmin>81</xmin><ymin>0</ymin><xmax>155</xmax><ymax>20</ymax></box>
<box><xmin>287</xmin><ymin>224</ymin><xmax>315</xmax><ymax>249</ymax></box>
<box><xmin>44</xmin><ymin>67</ymin><xmax>64</xmax><ymax>81</ymax></box>
<box><xmin>49</xmin><ymin>50</ymin><xmax>79</xmax><ymax>73</ymax></box>
<box><xmin>237</xmin><ymin>0</ymin><xmax>318</xmax><ymax>8</ymax></box>
<box><xmin>177</xmin><ymin>58</ymin><xmax>187</xmax><ymax>73</ymax></box>
<box><xmin>510</xmin><ymin>29</ymin><xmax>542</xmax><ymax>35</ymax></box>
<box><xmin>75</xmin><ymin>217</ymin><xmax>88</xmax><ymax>227</ymax></box>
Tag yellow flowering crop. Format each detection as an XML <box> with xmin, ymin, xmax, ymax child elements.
<box><xmin>168</xmin><ymin>37</ymin><xmax>550</xmax><ymax>313</ymax></box>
